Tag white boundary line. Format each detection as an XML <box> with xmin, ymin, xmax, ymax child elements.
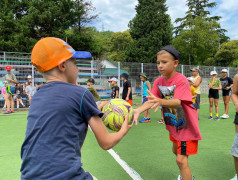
<box><xmin>107</xmin><ymin>149</ymin><xmax>143</xmax><ymax>180</ymax></box>
<box><xmin>88</xmin><ymin>126</ymin><xmax>143</xmax><ymax>180</ymax></box>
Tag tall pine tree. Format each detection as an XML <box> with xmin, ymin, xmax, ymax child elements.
<box><xmin>174</xmin><ymin>0</ymin><xmax>229</xmax><ymax>43</ymax></box>
<box><xmin>126</xmin><ymin>0</ymin><xmax>173</xmax><ymax>63</ymax></box>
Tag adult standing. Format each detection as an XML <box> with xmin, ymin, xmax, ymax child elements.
<box><xmin>191</xmin><ymin>68</ymin><xmax>202</xmax><ymax>116</ymax></box>
<box><xmin>220</xmin><ymin>69</ymin><xmax>233</xmax><ymax>119</ymax></box>
<box><xmin>4</xmin><ymin>66</ymin><xmax>17</xmax><ymax>114</ymax></box>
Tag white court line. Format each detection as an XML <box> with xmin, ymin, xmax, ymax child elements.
<box><xmin>107</xmin><ymin>149</ymin><xmax>143</xmax><ymax>180</ymax></box>
<box><xmin>88</xmin><ymin>126</ymin><xmax>143</xmax><ymax>180</ymax></box>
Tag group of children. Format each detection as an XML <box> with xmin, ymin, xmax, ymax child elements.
<box><xmin>1</xmin><ymin>70</ymin><xmax>38</xmax><ymax>113</ymax></box>
<box><xmin>20</xmin><ymin>37</ymin><xmax>238</xmax><ymax>180</ymax></box>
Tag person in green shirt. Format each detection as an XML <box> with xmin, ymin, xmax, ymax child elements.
<box><xmin>208</xmin><ymin>71</ymin><xmax>222</xmax><ymax>120</ymax></box>
<box><xmin>86</xmin><ymin>78</ymin><xmax>101</xmax><ymax>106</ymax></box>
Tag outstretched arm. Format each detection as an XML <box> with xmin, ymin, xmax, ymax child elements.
<box><xmin>89</xmin><ymin>115</ymin><xmax>133</xmax><ymax>150</ymax></box>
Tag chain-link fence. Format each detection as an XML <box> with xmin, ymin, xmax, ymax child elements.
<box><xmin>1</xmin><ymin>51</ymin><xmax>238</xmax><ymax>107</ymax></box>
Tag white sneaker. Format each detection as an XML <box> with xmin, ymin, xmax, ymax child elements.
<box><xmin>230</xmin><ymin>174</ymin><xmax>237</xmax><ymax>180</ymax></box>
<box><xmin>221</xmin><ymin>114</ymin><xmax>229</xmax><ymax>119</ymax></box>
<box><xmin>177</xmin><ymin>175</ymin><xmax>195</xmax><ymax>180</ymax></box>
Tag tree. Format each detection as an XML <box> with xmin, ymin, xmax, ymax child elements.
<box><xmin>172</xmin><ymin>16</ymin><xmax>220</xmax><ymax>65</ymax></box>
<box><xmin>126</xmin><ymin>0</ymin><xmax>173</xmax><ymax>63</ymax></box>
<box><xmin>174</xmin><ymin>0</ymin><xmax>229</xmax><ymax>43</ymax></box>
<box><xmin>213</xmin><ymin>40</ymin><xmax>238</xmax><ymax>67</ymax></box>
<box><xmin>107</xmin><ymin>30</ymin><xmax>133</xmax><ymax>62</ymax></box>
<box><xmin>0</xmin><ymin>0</ymin><xmax>98</xmax><ymax>52</ymax></box>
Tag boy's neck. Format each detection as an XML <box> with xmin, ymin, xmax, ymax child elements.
<box><xmin>164</xmin><ymin>71</ymin><xmax>177</xmax><ymax>79</ymax></box>
<box><xmin>124</xmin><ymin>79</ymin><xmax>127</xmax><ymax>82</ymax></box>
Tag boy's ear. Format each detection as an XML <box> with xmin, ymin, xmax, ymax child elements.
<box><xmin>174</xmin><ymin>60</ymin><xmax>179</xmax><ymax>67</ymax></box>
<box><xmin>57</xmin><ymin>61</ymin><xmax>66</xmax><ymax>72</ymax></box>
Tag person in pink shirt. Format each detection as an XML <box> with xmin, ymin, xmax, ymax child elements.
<box><xmin>133</xmin><ymin>46</ymin><xmax>202</xmax><ymax>180</ymax></box>
<box><xmin>1</xmin><ymin>81</ymin><xmax>7</xmax><ymax>109</ymax></box>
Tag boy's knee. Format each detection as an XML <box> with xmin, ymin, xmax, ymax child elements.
<box><xmin>176</xmin><ymin>156</ymin><xmax>188</xmax><ymax>167</ymax></box>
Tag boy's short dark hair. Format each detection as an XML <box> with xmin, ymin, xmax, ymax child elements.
<box><xmin>87</xmin><ymin>78</ymin><xmax>95</xmax><ymax>84</ymax></box>
<box><xmin>121</xmin><ymin>73</ymin><xmax>129</xmax><ymax>79</ymax></box>
<box><xmin>158</xmin><ymin>45</ymin><xmax>181</xmax><ymax>60</ymax></box>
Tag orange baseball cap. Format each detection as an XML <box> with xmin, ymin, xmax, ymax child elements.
<box><xmin>31</xmin><ymin>37</ymin><xmax>77</xmax><ymax>73</ymax></box>
<box><xmin>6</xmin><ymin>66</ymin><xmax>11</xmax><ymax>70</ymax></box>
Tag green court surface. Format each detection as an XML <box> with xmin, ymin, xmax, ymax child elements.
<box><xmin>0</xmin><ymin>96</ymin><xmax>236</xmax><ymax>180</ymax></box>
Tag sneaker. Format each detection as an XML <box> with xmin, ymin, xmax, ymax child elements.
<box><xmin>139</xmin><ymin>118</ymin><xmax>151</xmax><ymax>123</ymax></box>
<box><xmin>230</xmin><ymin>174</ymin><xmax>237</xmax><ymax>180</ymax></box>
<box><xmin>177</xmin><ymin>175</ymin><xmax>195</xmax><ymax>180</ymax></box>
<box><xmin>10</xmin><ymin>111</ymin><xmax>14</xmax><ymax>113</ymax></box>
<box><xmin>208</xmin><ymin>116</ymin><xmax>213</xmax><ymax>120</ymax></box>
<box><xmin>139</xmin><ymin>118</ymin><xmax>147</xmax><ymax>123</ymax></box>
<box><xmin>221</xmin><ymin>114</ymin><xmax>229</xmax><ymax>119</ymax></box>
<box><xmin>4</xmin><ymin>111</ymin><xmax>11</xmax><ymax>114</ymax></box>
<box><xmin>215</xmin><ymin>116</ymin><xmax>219</xmax><ymax>121</ymax></box>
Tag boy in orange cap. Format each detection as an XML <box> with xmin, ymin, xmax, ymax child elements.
<box><xmin>20</xmin><ymin>37</ymin><xmax>133</xmax><ymax>180</ymax></box>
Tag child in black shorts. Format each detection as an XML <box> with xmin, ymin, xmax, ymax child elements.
<box><xmin>208</xmin><ymin>71</ymin><xmax>222</xmax><ymax>120</ymax></box>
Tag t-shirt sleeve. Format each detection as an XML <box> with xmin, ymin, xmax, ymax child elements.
<box><xmin>229</xmin><ymin>77</ymin><xmax>233</xmax><ymax>85</ymax></box>
<box><xmin>127</xmin><ymin>81</ymin><xmax>131</xmax><ymax>87</ymax></box>
<box><xmin>151</xmin><ymin>78</ymin><xmax>161</xmax><ymax>98</ymax></box>
<box><xmin>174</xmin><ymin>78</ymin><xmax>192</xmax><ymax>103</ymax></box>
<box><xmin>13</xmin><ymin>74</ymin><xmax>17</xmax><ymax>81</ymax></box>
<box><xmin>80</xmin><ymin>90</ymin><xmax>103</xmax><ymax>121</ymax></box>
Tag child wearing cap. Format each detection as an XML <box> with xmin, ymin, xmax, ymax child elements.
<box><xmin>1</xmin><ymin>81</ymin><xmax>7</xmax><ymax>109</ymax></box>
<box><xmin>208</xmin><ymin>71</ymin><xmax>222</xmax><ymax>120</ymax></box>
<box><xmin>138</xmin><ymin>73</ymin><xmax>151</xmax><ymax>123</ymax></box>
<box><xmin>86</xmin><ymin>78</ymin><xmax>101</xmax><ymax>106</ymax></box>
<box><xmin>4</xmin><ymin>66</ymin><xmax>17</xmax><ymax>114</ymax></box>
<box><xmin>220</xmin><ymin>69</ymin><xmax>233</xmax><ymax>119</ymax></box>
<box><xmin>187</xmin><ymin>77</ymin><xmax>197</xmax><ymax>107</ymax></box>
<box><xmin>191</xmin><ymin>68</ymin><xmax>202</xmax><ymax>116</ymax></box>
<box><xmin>108</xmin><ymin>77</ymin><xmax>119</xmax><ymax>99</ymax></box>
<box><xmin>20</xmin><ymin>37</ymin><xmax>133</xmax><ymax>180</ymax></box>
<box><xmin>121</xmin><ymin>73</ymin><xmax>132</xmax><ymax>106</ymax></box>
<box><xmin>133</xmin><ymin>45</ymin><xmax>202</xmax><ymax>180</ymax></box>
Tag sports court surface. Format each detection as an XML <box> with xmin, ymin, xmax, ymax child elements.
<box><xmin>0</xmin><ymin>95</ymin><xmax>235</xmax><ymax>180</ymax></box>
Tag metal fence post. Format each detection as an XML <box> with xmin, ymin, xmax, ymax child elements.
<box><xmin>141</xmin><ymin>63</ymin><xmax>143</xmax><ymax>103</ymax></box>
<box><xmin>3</xmin><ymin>51</ymin><xmax>6</xmax><ymax>61</ymax></box>
<box><xmin>228</xmin><ymin>67</ymin><xmax>230</xmax><ymax>77</ymax></box>
<box><xmin>118</xmin><ymin>62</ymin><xmax>121</xmax><ymax>98</ymax></box>
<box><xmin>32</xmin><ymin>65</ymin><xmax>34</xmax><ymax>86</ymax></box>
<box><xmin>214</xmin><ymin>67</ymin><xmax>216</xmax><ymax>71</ymax></box>
<box><xmin>181</xmin><ymin>65</ymin><xmax>184</xmax><ymax>75</ymax></box>
<box><xmin>91</xmin><ymin>57</ymin><xmax>94</xmax><ymax>78</ymax></box>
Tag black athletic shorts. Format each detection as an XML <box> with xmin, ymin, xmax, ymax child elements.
<box><xmin>194</xmin><ymin>94</ymin><xmax>200</xmax><ymax>110</ymax></box>
<box><xmin>234</xmin><ymin>112</ymin><xmax>238</xmax><ymax>125</ymax></box>
<box><xmin>222</xmin><ymin>89</ymin><xmax>232</xmax><ymax>96</ymax></box>
<box><xmin>208</xmin><ymin>89</ymin><xmax>219</xmax><ymax>99</ymax></box>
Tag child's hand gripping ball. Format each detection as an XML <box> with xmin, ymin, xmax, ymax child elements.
<box><xmin>101</xmin><ymin>99</ymin><xmax>134</xmax><ymax>132</ymax></box>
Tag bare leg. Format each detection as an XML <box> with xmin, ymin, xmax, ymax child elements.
<box><xmin>147</xmin><ymin>109</ymin><xmax>150</xmax><ymax>118</ymax></box>
<box><xmin>196</xmin><ymin>109</ymin><xmax>200</xmax><ymax>116</ymax></box>
<box><xmin>177</xmin><ymin>154</ymin><xmax>192</xmax><ymax>180</ymax></box>
<box><xmin>5</xmin><ymin>93</ymin><xmax>11</xmax><ymax>111</ymax></box>
<box><xmin>10</xmin><ymin>95</ymin><xmax>14</xmax><ymax>111</ymax></box>
<box><xmin>214</xmin><ymin>99</ymin><xmax>219</xmax><ymax>115</ymax></box>
<box><xmin>17</xmin><ymin>99</ymin><xmax>20</xmax><ymax>108</ymax></box>
<box><xmin>209</xmin><ymin>98</ymin><xmax>214</xmax><ymax>115</ymax></box>
<box><xmin>224</xmin><ymin>96</ymin><xmax>230</xmax><ymax>114</ymax></box>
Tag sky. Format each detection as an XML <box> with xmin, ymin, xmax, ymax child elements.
<box><xmin>88</xmin><ymin>0</ymin><xmax>238</xmax><ymax>40</ymax></box>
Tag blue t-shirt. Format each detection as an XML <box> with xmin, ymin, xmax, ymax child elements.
<box><xmin>142</xmin><ymin>81</ymin><xmax>150</xmax><ymax>97</ymax></box>
<box><xmin>20</xmin><ymin>81</ymin><xmax>103</xmax><ymax>180</ymax></box>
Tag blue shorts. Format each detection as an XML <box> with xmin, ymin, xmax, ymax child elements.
<box><xmin>142</xmin><ymin>96</ymin><xmax>148</xmax><ymax>104</ymax></box>
<box><xmin>6</xmin><ymin>86</ymin><xmax>15</xmax><ymax>95</ymax></box>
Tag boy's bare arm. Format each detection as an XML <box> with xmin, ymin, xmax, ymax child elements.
<box><xmin>193</xmin><ymin>77</ymin><xmax>202</xmax><ymax>87</ymax></box>
<box><xmin>115</xmin><ymin>90</ymin><xmax>119</xmax><ymax>98</ymax></box>
<box><xmin>126</xmin><ymin>87</ymin><xmax>131</xmax><ymax>100</ymax></box>
<box><xmin>88</xmin><ymin>115</ymin><xmax>133</xmax><ymax>150</ymax></box>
